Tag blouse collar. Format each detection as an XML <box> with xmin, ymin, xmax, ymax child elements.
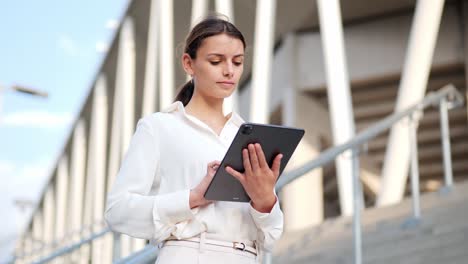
<box><xmin>161</xmin><ymin>101</ymin><xmax>245</xmax><ymax>127</ymax></box>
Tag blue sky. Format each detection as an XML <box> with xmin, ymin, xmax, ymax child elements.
<box><xmin>0</xmin><ymin>0</ymin><xmax>128</xmax><ymax>259</ymax></box>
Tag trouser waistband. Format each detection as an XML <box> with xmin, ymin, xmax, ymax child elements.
<box><xmin>164</xmin><ymin>233</ymin><xmax>257</xmax><ymax>256</ymax></box>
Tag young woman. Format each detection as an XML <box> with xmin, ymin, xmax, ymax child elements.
<box><xmin>105</xmin><ymin>15</ymin><xmax>284</xmax><ymax>264</ymax></box>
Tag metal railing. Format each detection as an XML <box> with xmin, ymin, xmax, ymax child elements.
<box><xmin>16</xmin><ymin>84</ymin><xmax>464</xmax><ymax>264</ymax></box>
<box><xmin>11</xmin><ymin>219</ymin><xmax>109</xmax><ymax>264</ymax></box>
<box><xmin>274</xmin><ymin>84</ymin><xmax>463</xmax><ymax>264</ymax></box>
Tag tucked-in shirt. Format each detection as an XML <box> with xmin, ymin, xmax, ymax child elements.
<box><xmin>105</xmin><ymin>101</ymin><xmax>284</xmax><ymax>252</ymax></box>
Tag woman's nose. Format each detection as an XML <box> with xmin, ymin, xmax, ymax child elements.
<box><xmin>223</xmin><ymin>63</ymin><xmax>234</xmax><ymax>77</ymax></box>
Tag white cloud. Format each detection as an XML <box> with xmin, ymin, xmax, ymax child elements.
<box><xmin>0</xmin><ymin>158</ymin><xmax>51</xmax><ymax>205</ymax></box>
<box><xmin>2</xmin><ymin>111</ymin><xmax>74</xmax><ymax>129</ymax></box>
<box><xmin>57</xmin><ymin>34</ymin><xmax>79</xmax><ymax>56</ymax></box>
<box><xmin>0</xmin><ymin>160</ymin><xmax>16</xmax><ymax>176</ymax></box>
<box><xmin>95</xmin><ymin>41</ymin><xmax>109</xmax><ymax>53</ymax></box>
<box><xmin>105</xmin><ymin>19</ymin><xmax>119</xmax><ymax>30</ymax></box>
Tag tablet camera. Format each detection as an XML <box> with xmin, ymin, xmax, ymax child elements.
<box><xmin>241</xmin><ymin>124</ymin><xmax>253</xmax><ymax>135</ymax></box>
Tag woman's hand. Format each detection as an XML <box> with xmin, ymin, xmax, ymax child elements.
<box><xmin>189</xmin><ymin>160</ymin><xmax>221</xmax><ymax>209</ymax></box>
<box><xmin>226</xmin><ymin>143</ymin><xmax>283</xmax><ymax>213</ymax></box>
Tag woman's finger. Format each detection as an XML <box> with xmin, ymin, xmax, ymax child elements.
<box><xmin>226</xmin><ymin>166</ymin><xmax>245</xmax><ymax>184</ymax></box>
<box><xmin>255</xmin><ymin>143</ymin><xmax>268</xmax><ymax>169</ymax></box>
<box><xmin>242</xmin><ymin>148</ymin><xmax>252</xmax><ymax>175</ymax></box>
<box><xmin>208</xmin><ymin>160</ymin><xmax>221</xmax><ymax>168</ymax></box>
<box><xmin>207</xmin><ymin>161</ymin><xmax>221</xmax><ymax>173</ymax></box>
<box><xmin>248</xmin><ymin>144</ymin><xmax>260</xmax><ymax>171</ymax></box>
<box><xmin>271</xmin><ymin>154</ymin><xmax>283</xmax><ymax>176</ymax></box>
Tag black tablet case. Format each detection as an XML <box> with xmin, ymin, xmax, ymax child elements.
<box><xmin>204</xmin><ymin>122</ymin><xmax>305</xmax><ymax>202</ymax></box>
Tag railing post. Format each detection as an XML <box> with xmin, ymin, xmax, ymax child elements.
<box><xmin>352</xmin><ymin>147</ymin><xmax>362</xmax><ymax>264</ymax></box>
<box><xmin>112</xmin><ymin>232</ymin><xmax>121</xmax><ymax>262</ymax></box>
<box><xmin>409</xmin><ymin>114</ymin><xmax>421</xmax><ymax>220</ymax></box>
<box><xmin>439</xmin><ymin>97</ymin><xmax>454</xmax><ymax>191</ymax></box>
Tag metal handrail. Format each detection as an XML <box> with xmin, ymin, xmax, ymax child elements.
<box><xmin>21</xmin><ymin>84</ymin><xmax>464</xmax><ymax>264</ymax></box>
<box><xmin>272</xmin><ymin>83</ymin><xmax>463</xmax><ymax>264</ymax></box>
<box><xmin>276</xmin><ymin>84</ymin><xmax>463</xmax><ymax>191</ymax></box>
<box><xmin>13</xmin><ymin>219</ymin><xmax>108</xmax><ymax>260</ymax></box>
<box><xmin>113</xmin><ymin>245</ymin><xmax>159</xmax><ymax>264</ymax></box>
<box><xmin>28</xmin><ymin>228</ymin><xmax>111</xmax><ymax>264</ymax></box>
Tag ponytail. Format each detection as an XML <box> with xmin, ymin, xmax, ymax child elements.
<box><xmin>174</xmin><ymin>80</ymin><xmax>194</xmax><ymax>106</ymax></box>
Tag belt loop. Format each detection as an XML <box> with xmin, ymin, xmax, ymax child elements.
<box><xmin>199</xmin><ymin>232</ymin><xmax>206</xmax><ymax>253</ymax></box>
<box><xmin>254</xmin><ymin>241</ymin><xmax>261</xmax><ymax>262</ymax></box>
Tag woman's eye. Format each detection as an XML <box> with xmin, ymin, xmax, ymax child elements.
<box><xmin>210</xmin><ymin>61</ymin><xmax>221</xmax><ymax>65</ymax></box>
<box><xmin>234</xmin><ymin>61</ymin><xmax>243</xmax><ymax>66</ymax></box>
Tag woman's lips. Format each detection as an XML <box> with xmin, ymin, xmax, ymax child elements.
<box><xmin>217</xmin><ymin>81</ymin><xmax>235</xmax><ymax>88</ymax></box>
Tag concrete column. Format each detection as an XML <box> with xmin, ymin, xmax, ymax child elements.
<box><xmin>18</xmin><ymin>233</ymin><xmax>29</xmax><ymax>264</ymax></box>
<box><xmin>282</xmin><ymin>134</ymin><xmax>324</xmax><ymax>230</ymax></box>
<box><xmin>32</xmin><ymin>210</ymin><xmax>44</xmax><ymax>261</ymax></box>
<box><xmin>214</xmin><ymin>0</ymin><xmax>239</xmax><ymax>116</ymax></box>
<box><xmin>215</xmin><ymin>0</ymin><xmax>233</xmax><ymax>20</ymax></box>
<box><xmin>142</xmin><ymin>0</ymin><xmax>160</xmax><ymax>116</ymax></box>
<box><xmin>106</xmin><ymin>17</ymin><xmax>133</xmax><ymax>260</ymax></box>
<box><xmin>90</xmin><ymin>75</ymin><xmax>109</xmax><ymax>263</ymax></box>
<box><xmin>81</xmin><ymin>120</ymin><xmax>95</xmax><ymax>264</ymax></box>
<box><xmin>250</xmin><ymin>0</ymin><xmax>276</xmax><ymax>123</ymax></box>
<box><xmin>159</xmin><ymin>0</ymin><xmax>175</xmax><ymax>109</ymax></box>
<box><xmin>106</xmin><ymin>57</ymin><xmax>122</xmax><ymax>263</ymax></box>
<box><xmin>462</xmin><ymin>1</ymin><xmax>468</xmax><ymax>120</ymax></box>
<box><xmin>120</xmin><ymin>17</ymin><xmax>136</xmax><ymax>177</ymax></box>
<box><xmin>42</xmin><ymin>185</ymin><xmax>55</xmax><ymax>258</ymax></box>
<box><xmin>280</xmin><ymin>34</ymin><xmax>324</xmax><ymax>231</ymax></box>
<box><xmin>120</xmin><ymin>16</ymin><xmax>138</xmax><ymax>258</ymax></box>
<box><xmin>54</xmin><ymin>156</ymin><xmax>69</xmax><ymax>263</ymax></box>
<box><xmin>25</xmin><ymin>232</ymin><xmax>34</xmax><ymax>264</ymax></box>
<box><xmin>378</xmin><ymin>0</ymin><xmax>445</xmax><ymax>206</ymax></box>
<box><xmin>107</xmin><ymin>42</ymin><xmax>123</xmax><ymax>198</ymax></box>
<box><xmin>317</xmin><ymin>0</ymin><xmax>356</xmax><ymax>215</ymax></box>
<box><xmin>69</xmin><ymin>119</ymin><xmax>86</xmax><ymax>263</ymax></box>
<box><xmin>191</xmin><ymin>0</ymin><xmax>208</xmax><ymax>28</ymax></box>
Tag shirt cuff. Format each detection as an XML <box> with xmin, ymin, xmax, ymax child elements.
<box><xmin>249</xmin><ymin>197</ymin><xmax>282</xmax><ymax>229</ymax></box>
<box><xmin>154</xmin><ymin>189</ymin><xmax>197</xmax><ymax>224</ymax></box>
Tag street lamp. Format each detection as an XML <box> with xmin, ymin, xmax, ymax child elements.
<box><xmin>11</xmin><ymin>85</ymin><xmax>49</xmax><ymax>98</ymax></box>
<box><xmin>0</xmin><ymin>84</ymin><xmax>48</xmax><ymax>123</ymax></box>
<box><xmin>14</xmin><ymin>198</ymin><xmax>36</xmax><ymax>213</ymax></box>
<box><xmin>1</xmin><ymin>84</ymin><xmax>48</xmax><ymax>98</ymax></box>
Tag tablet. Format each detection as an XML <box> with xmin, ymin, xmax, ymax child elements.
<box><xmin>204</xmin><ymin>122</ymin><xmax>305</xmax><ymax>202</ymax></box>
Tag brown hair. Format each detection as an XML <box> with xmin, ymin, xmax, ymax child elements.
<box><xmin>174</xmin><ymin>15</ymin><xmax>246</xmax><ymax>106</ymax></box>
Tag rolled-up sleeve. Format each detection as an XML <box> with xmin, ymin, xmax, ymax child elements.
<box><xmin>104</xmin><ymin>117</ymin><xmax>195</xmax><ymax>242</ymax></box>
<box><xmin>249</xmin><ymin>198</ymin><xmax>284</xmax><ymax>252</ymax></box>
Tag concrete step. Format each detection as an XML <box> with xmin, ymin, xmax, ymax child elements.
<box><xmin>357</xmin><ymin>107</ymin><xmax>467</xmax><ymax>132</ymax></box>
<box><xmin>274</xmin><ymin>210</ymin><xmax>468</xmax><ymax>264</ymax></box>
<box><xmin>354</xmin><ymin>101</ymin><xmax>394</xmax><ymax>120</ymax></box>
<box><xmin>366</xmin><ymin>124</ymin><xmax>468</xmax><ymax>152</ymax></box>
<box><xmin>370</xmin><ymin>140</ymin><xmax>468</xmax><ymax>163</ymax></box>
<box><xmin>351</xmin><ymin>72</ymin><xmax>465</xmax><ymax>105</ymax></box>
<box><xmin>274</xmin><ymin>180</ymin><xmax>468</xmax><ymax>264</ymax></box>
<box><xmin>285</xmin><ymin>204</ymin><xmax>468</xmax><ymax>261</ymax></box>
<box><xmin>364</xmin><ymin>227</ymin><xmax>468</xmax><ymax>263</ymax></box>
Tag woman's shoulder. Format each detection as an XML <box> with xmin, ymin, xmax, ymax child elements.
<box><xmin>137</xmin><ymin>111</ymin><xmax>176</xmax><ymax>130</ymax></box>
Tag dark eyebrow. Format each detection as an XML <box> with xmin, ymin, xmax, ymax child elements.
<box><xmin>207</xmin><ymin>53</ymin><xmax>244</xmax><ymax>58</ymax></box>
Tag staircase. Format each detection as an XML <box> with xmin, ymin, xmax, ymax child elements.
<box><xmin>305</xmin><ymin>65</ymin><xmax>468</xmax><ymax>211</ymax></box>
<box><xmin>273</xmin><ymin>180</ymin><xmax>468</xmax><ymax>264</ymax></box>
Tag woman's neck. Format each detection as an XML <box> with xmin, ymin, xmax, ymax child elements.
<box><xmin>185</xmin><ymin>93</ymin><xmax>226</xmax><ymax>120</ymax></box>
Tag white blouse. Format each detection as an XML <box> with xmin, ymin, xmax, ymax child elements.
<box><xmin>105</xmin><ymin>101</ymin><xmax>284</xmax><ymax>252</ymax></box>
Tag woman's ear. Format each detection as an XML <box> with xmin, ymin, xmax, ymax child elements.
<box><xmin>182</xmin><ymin>53</ymin><xmax>194</xmax><ymax>76</ymax></box>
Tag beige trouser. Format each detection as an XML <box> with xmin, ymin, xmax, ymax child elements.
<box><xmin>155</xmin><ymin>234</ymin><xmax>258</xmax><ymax>264</ymax></box>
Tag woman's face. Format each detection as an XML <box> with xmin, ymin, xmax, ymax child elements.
<box><xmin>183</xmin><ymin>33</ymin><xmax>244</xmax><ymax>100</ymax></box>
